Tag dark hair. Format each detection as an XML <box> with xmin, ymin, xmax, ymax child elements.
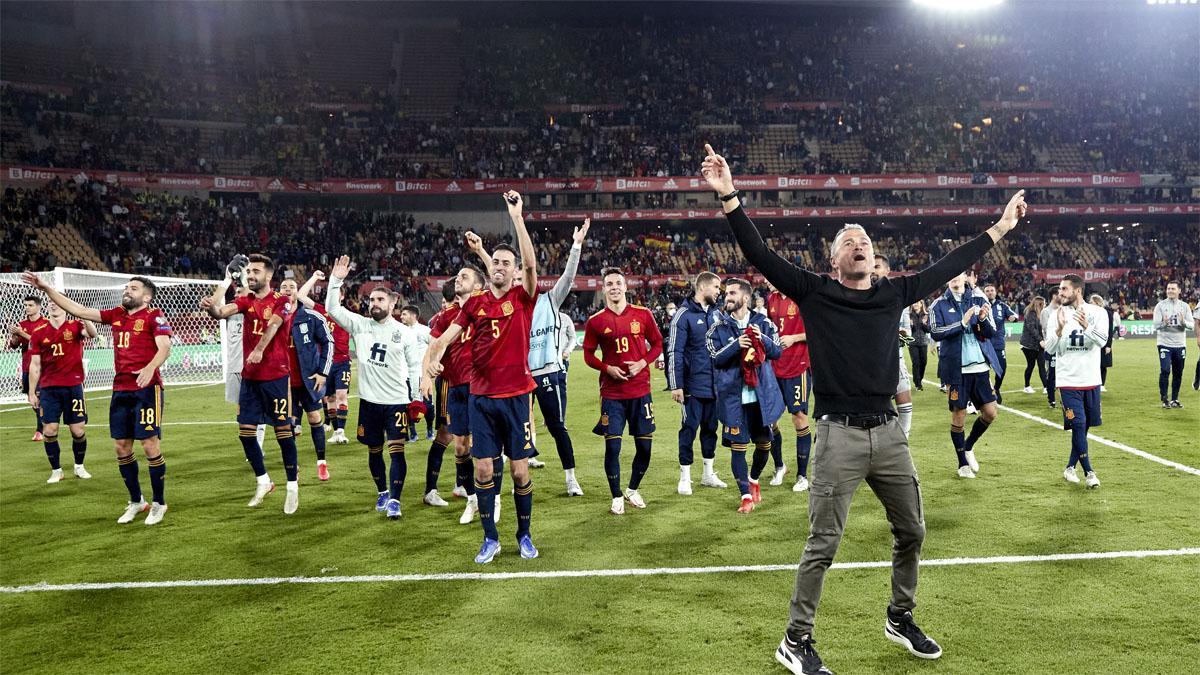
<box><xmin>247</xmin><ymin>253</ymin><xmax>275</xmax><ymax>271</ymax></box>
<box><xmin>601</xmin><ymin>267</ymin><xmax>624</xmax><ymax>279</ymax></box>
<box><xmin>23</xmin><ymin>295</ymin><xmax>42</xmax><ymax>305</ymax></box>
<box><xmin>129</xmin><ymin>275</ymin><xmax>157</xmax><ymax>300</ymax></box>
<box><xmin>983</xmin><ymin>282</ymin><xmax>997</xmax><ymax>290</ymax></box>
<box><xmin>463</xmin><ymin>265</ymin><xmax>486</xmax><ymax>286</ymax></box>
<box><xmin>873</xmin><ymin>254</ymin><xmax>888</xmax><ymax>262</ymax></box>
<box><xmin>401</xmin><ymin>305</ymin><xmax>420</xmax><ymax>319</ymax></box>
<box><xmin>694</xmin><ymin>271</ymin><xmax>721</xmax><ymax>286</ymax></box>
<box><xmin>442</xmin><ymin>283</ymin><xmax>457</xmax><ymax>303</ymax></box>
<box><xmin>1061</xmin><ymin>274</ymin><xmax>1085</xmax><ymax>290</ymax></box>
<box><xmin>493</xmin><ymin>243</ymin><xmax>519</xmax><ymax>265</ymax></box>
<box><xmin>726</xmin><ymin>278</ymin><xmax>753</xmax><ymax>295</ymax></box>
<box><xmin>1166</xmin><ymin>280</ymin><xmax>1179</xmax><ymax>288</ymax></box>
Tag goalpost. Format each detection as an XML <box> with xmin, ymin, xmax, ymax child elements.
<box><xmin>1</xmin><ymin>268</ymin><xmax>226</xmax><ymax>404</ymax></box>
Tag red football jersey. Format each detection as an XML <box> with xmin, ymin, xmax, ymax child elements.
<box><xmin>286</xmin><ymin>312</ymin><xmax>304</xmax><ymax>387</ymax></box>
<box><xmin>767</xmin><ymin>291</ymin><xmax>810</xmax><ymax>378</ymax></box>
<box><xmin>429</xmin><ymin>302</ymin><xmax>473</xmax><ymax>387</ymax></box>
<box><xmin>17</xmin><ymin>317</ymin><xmax>50</xmax><ymax>372</ymax></box>
<box><xmin>32</xmin><ymin>320</ymin><xmax>88</xmax><ymax>387</ymax></box>
<box><xmin>583</xmin><ymin>304</ymin><xmax>664</xmax><ymax>400</ymax></box>
<box><xmin>234</xmin><ymin>291</ymin><xmax>292</xmax><ymax>382</ymax></box>
<box><xmin>313</xmin><ymin>303</ymin><xmax>351</xmax><ymax>364</ymax></box>
<box><xmin>452</xmin><ymin>285</ymin><xmax>536</xmax><ymax>398</ymax></box>
<box><xmin>99</xmin><ymin>306</ymin><xmax>173</xmax><ymax>391</ymax></box>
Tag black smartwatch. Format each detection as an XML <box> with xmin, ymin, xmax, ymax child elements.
<box><xmin>719</xmin><ymin>189</ymin><xmax>740</xmax><ymax>202</ymax></box>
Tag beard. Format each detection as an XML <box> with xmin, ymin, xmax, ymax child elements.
<box><xmin>724</xmin><ymin>299</ymin><xmax>744</xmax><ymax>313</ymax></box>
<box><xmin>841</xmin><ymin>268</ymin><xmax>870</xmax><ymax>282</ymax></box>
<box><xmin>369</xmin><ymin>307</ymin><xmax>388</xmax><ymax>320</ymax></box>
<box><xmin>121</xmin><ymin>295</ymin><xmax>138</xmax><ymax>309</ymax></box>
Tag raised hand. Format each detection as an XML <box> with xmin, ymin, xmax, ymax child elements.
<box><xmin>573</xmin><ymin>217</ymin><xmax>591</xmax><ymax>245</ymax></box>
<box><xmin>330</xmin><ymin>255</ymin><xmax>351</xmax><ymax>281</ymax></box>
<box><xmin>503</xmin><ymin>190</ymin><xmax>523</xmax><ymax>219</ymax></box>
<box><xmin>1075</xmin><ymin>307</ymin><xmax>1089</xmax><ymax>330</ymax></box>
<box><xmin>20</xmin><ymin>271</ymin><xmax>47</xmax><ymax>289</ymax></box>
<box><xmin>701</xmin><ymin>143</ymin><xmax>736</xmax><ymax>195</ymax></box>
<box><xmin>1056</xmin><ymin>306</ymin><xmax>1069</xmax><ymax>336</ymax></box>
<box><xmin>465</xmin><ymin>231</ymin><xmax>485</xmax><ymax>253</ymax></box>
<box><xmin>996</xmin><ymin>190</ymin><xmax>1027</xmax><ymax>233</ymax></box>
<box><xmin>310</xmin><ymin>270</ymin><xmax>326</xmax><ymax>282</ymax></box>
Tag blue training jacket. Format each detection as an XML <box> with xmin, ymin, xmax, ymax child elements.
<box><xmin>705</xmin><ymin>310</ymin><xmax>785</xmax><ymax>431</ymax></box>
<box><xmin>929</xmin><ymin>287</ymin><xmax>1003</xmax><ymax>387</ymax></box>
<box><xmin>666</xmin><ymin>296</ymin><xmax>720</xmax><ymax>399</ymax></box>
<box><xmin>290</xmin><ymin>304</ymin><xmax>333</xmax><ymax>402</ymax></box>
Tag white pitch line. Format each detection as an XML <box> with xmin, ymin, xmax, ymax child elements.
<box><xmin>0</xmin><ymin>382</ymin><xmax>223</xmax><ymax>414</ymax></box>
<box><xmin>2</xmin><ymin>547</ymin><xmax>1197</xmax><ymax>594</ymax></box>
<box><xmin>921</xmin><ymin>379</ymin><xmax>1200</xmax><ymax>476</ymax></box>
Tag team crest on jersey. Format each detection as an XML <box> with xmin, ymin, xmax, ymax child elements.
<box><xmin>949</xmin><ymin>389</ymin><xmax>959</xmax><ymax>401</ymax></box>
<box><xmin>630</xmin><ymin>321</ymin><xmax>641</xmax><ymax>334</ymax></box>
<box><xmin>133</xmin><ymin>319</ymin><xmax>145</xmax><ymax>332</ymax></box>
<box><xmin>263</xmin><ymin>307</ymin><xmax>273</xmax><ymax>320</ymax></box>
<box><xmin>788</xmin><ymin>304</ymin><xmax>797</xmax><ymax>316</ymax></box>
<box><xmin>1065</xmin><ymin>408</ymin><xmax>1075</xmax><ymax>421</ymax></box>
<box><xmin>299</xmin><ymin>323</ymin><xmax>309</xmax><ymax>335</ymax></box>
<box><xmin>502</xmin><ymin>301</ymin><xmax>514</xmax><ymax>316</ymax></box>
<box><xmin>391</xmin><ymin>331</ymin><xmax>404</xmax><ymax>343</ymax></box>
<box><xmin>63</xmin><ymin>330</ymin><xmax>74</xmax><ymax>341</ymax></box>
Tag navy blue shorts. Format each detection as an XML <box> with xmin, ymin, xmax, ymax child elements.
<box><xmin>443</xmin><ymin>383</ymin><xmax>471</xmax><ymax>436</ymax></box>
<box><xmin>593</xmin><ymin>394</ymin><xmax>657</xmax><ymax>438</ymax></box>
<box><xmin>39</xmin><ymin>385</ymin><xmax>87</xmax><ymax>426</ymax></box>
<box><xmin>779</xmin><ymin>371</ymin><xmax>812</xmax><ymax>415</ymax></box>
<box><xmin>1060</xmin><ymin>387</ymin><xmax>1102</xmax><ymax>430</ymax></box>
<box><xmin>21</xmin><ymin>371</ymin><xmax>31</xmax><ymax>395</ymax></box>
<box><xmin>110</xmin><ymin>385</ymin><xmax>163</xmax><ymax>440</ymax></box>
<box><xmin>356</xmin><ymin>400</ymin><xmax>409</xmax><ymax>447</ymax></box>
<box><xmin>291</xmin><ymin>384</ymin><xmax>324</xmax><ymax>415</ymax></box>
<box><xmin>948</xmin><ymin>372</ymin><xmax>997</xmax><ymax>411</ymax></box>
<box><xmin>533</xmin><ymin>370</ymin><xmax>568</xmax><ymax>427</ymax></box>
<box><xmin>470</xmin><ymin>393</ymin><xmax>537</xmax><ymax>461</ymax></box>
<box><xmin>326</xmin><ymin>361</ymin><xmax>351</xmax><ymax>396</ymax></box>
<box><xmin>723</xmin><ymin>401</ymin><xmax>774</xmax><ymax>446</ymax></box>
<box><xmin>238</xmin><ymin>376</ymin><xmax>292</xmax><ymax>426</ymax></box>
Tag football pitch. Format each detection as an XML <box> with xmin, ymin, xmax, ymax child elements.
<box><xmin>1</xmin><ymin>339</ymin><xmax>1197</xmax><ymax>673</ymax></box>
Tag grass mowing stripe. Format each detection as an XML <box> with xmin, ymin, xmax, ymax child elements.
<box><xmin>4</xmin><ymin>547</ymin><xmax>1198</xmax><ymax>594</ymax></box>
<box><xmin>921</xmin><ymin>379</ymin><xmax>1200</xmax><ymax>476</ymax></box>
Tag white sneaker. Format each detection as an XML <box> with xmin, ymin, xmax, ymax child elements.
<box><xmin>73</xmin><ymin>464</ymin><xmax>91</xmax><ymax>479</ymax></box>
<box><xmin>459</xmin><ymin>495</ymin><xmax>479</xmax><ymax>524</ymax></box>
<box><xmin>46</xmin><ymin>468</ymin><xmax>64</xmax><ymax>484</ymax></box>
<box><xmin>284</xmin><ymin>483</ymin><xmax>299</xmax><ymax>514</ymax></box>
<box><xmin>323</xmin><ymin>423</ymin><xmax>333</xmax><ymax>433</ymax></box>
<box><xmin>792</xmin><ymin>476</ymin><xmax>810</xmax><ymax>493</ymax></box>
<box><xmin>1100</xmin><ymin>386</ymin><xmax>1108</xmax><ymax>393</ymax></box>
<box><xmin>424</xmin><ymin>489</ymin><xmax>449</xmax><ymax>507</ymax></box>
<box><xmin>677</xmin><ymin>478</ymin><xmax>693</xmax><ymax>496</ymax></box>
<box><xmin>294</xmin><ymin>425</ymin><xmax>304</xmax><ymax>437</ymax></box>
<box><xmin>609</xmin><ymin>496</ymin><xmax>625</xmax><ymax>515</ymax></box>
<box><xmin>1042</xmin><ymin>387</ymin><xmax>1048</xmax><ymax>394</ymax></box>
<box><xmin>248</xmin><ymin>479</ymin><xmax>275</xmax><ymax>507</ymax></box>
<box><xmin>117</xmin><ymin>499</ymin><xmax>149</xmax><ymax>524</ymax></box>
<box><xmin>966</xmin><ymin>403</ymin><xmax>978</xmax><ymax>415</ymax></box>
<box><xmin>624</xmin><ymin>488</ymin><xmax>647</xmax><ymax>509</ymax></box>
<box><xmin>451</xmin><ymin>485</ymin><xmax>468</xmax><ymax>498</ymax></box>
<box><xmin>1023</xmin><ymin>386</ymin><xmax>1035</xmax><ymax>394</ymax></box>
<box><xmin>1063</xmin><ymin>466</ymin><xmax>1080</xmax><ymax>484</ymax></box>
<box><xmin>331</xmin><ymin>429</ymin><xmax>349</xmax><ymax>445</ymax></box>
<box><xmin>700</xmin><ymin>473</ymin><xmax>728</xmax><ymax>488</ymax></box>
<box><xmin>528</xmin><ymin>457</ymin><xmax>546</xmax><ymax>468</ymax></box>
<box><xmin>957</xmin><ymin>465</ymin><xmax>977</xmax><ymax>479</ymax></box>
<box><xmin>770</xmin><ymin>465</ymin><xmax>787</xmax><ymax>486</ymax></box>
<box><xmin>964</xmin><ymin>450</ymin><xmax>980</xmax><ymax>472</ymax></box>
<box><xmin>566</xmin><ymin>477</ymin><xmax>584</xmax><ymax>496</ymax></box>
<box><xmin>145</xmin><ymin>502</ymin><xmax>168</xmax><ymax>525</ymax></box>
<box><xmin>1085</xmin><ymin>471</ymin><xmax>1100</xmax><ymax>489</ymax></box>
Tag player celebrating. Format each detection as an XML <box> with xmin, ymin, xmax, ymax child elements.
<box><xmin>9</xmin><ymin>295</ymin><xmax>48</xmax><ymax>441</ymax></box>
<box><xmin>27</xmin><ymin>301</ymin><xmax>98</xmax><ymax>483</ymax></box>
<box><xmin>422</xmin><ymin>191</ymin><xmax>540</xmax><ymax>564</ymax></box>
<box><xmin>325</xmin><ymin>258</ymin><xmax>424</xmax><ymax>519</ymax></box>
<box><xmin>930</xmin><ymin>272</ymin><xmax>1002</xmax><ymax>479</ymax></box>
<box><xmin>706</xmin><ymin>278</ymin><xmax>784</xmax><ymax>513</ymax></box>
<box><xmin>399</xmin><ymin>305</ymin><xmax>434</xmax><ymax>442</ymax></box>
<box><xmin>981</xmin><ymin>282</ymin><xmax>1020</xmax><ymax>404</ymax></box>
<box><xmin>1044</xmin><ymin>275</ymin><xmax>1109</xmax><ymax>488</ymax></box>
<box><xmin>24</xmin><ymin>273</ymin><xmax>174</xmax><ymax>525</ymax></box>
<box><xmin>1153</xmin><ymin>281</ymin><xmax>1193</xmax><ymax>408</ymax></box>
<box><xmin>279</xmin><ymin>278</ymin><xmax>333</xmax><ymax>480</ymax></box>
<box><xmin>667</xmin><ymin>271</ymin><xmax>727</xmax><ymax>495</ymax></box>
<box><xmin>297</xmin><ymin>272</ymin><xmax>353</xmax><ymax>444</ymax></box>
<box><xmin>766</xmin><ymin>281</ymin><xmax>813</xmax><ymax>493</ymax></box>
<box><xmin>872</xmin><ymin>256</ymin><xmax>914</xmax><ymax>434</ymax></box>
<box><xmin>201</xmin><ymin>254</ymin><xmax>300</xmax><ymax>514</ymax></box>
<box><xmin>583</xmin><ymin>267</ymin><xmax>665</xmax><ymax>516</ymax></box>
<box><xmin>218</xmin><ymin>271</ymin><xmax>267</xmax><ymax>451</ymax></box>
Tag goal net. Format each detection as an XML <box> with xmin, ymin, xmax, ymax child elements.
<box><xmin>1</xmin><ymin>268</ymin><xmax>225</xmax><ymax>404</ymax></box>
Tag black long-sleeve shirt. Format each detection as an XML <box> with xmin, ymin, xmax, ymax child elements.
<box><xmin>726</xmin><ymin>206</ymin><xmax>995</xmax><ymax>416</ymax></box>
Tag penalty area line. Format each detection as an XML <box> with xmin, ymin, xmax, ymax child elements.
<box><xmin>2</xmin><ymin>547</ymin><xmax>1198</xmax><ymax>594</ymax></box>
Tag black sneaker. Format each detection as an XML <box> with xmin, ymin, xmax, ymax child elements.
<box><xmin>1162</xmin><ymin>399</ymin><xmax>1172</xmax><ymax>409</ymax></box>
<box><xmin>1049</xmin><ymin>401</ymin><xmax>1057</xmax><ymax>409</ymax></box>
<box><xmin>776</xmin><ymin>633</ymin><xmax>834</xmax><ymax>674</ymax></box>
<box><xmin>1170</xmin><ymin>400</ymin><xmax>1183</xmax><ymax>409</ymax></box>
<box><xmin>885</xmin><ymin>610</ymin><xmax>942</xmax><ymax>660</ymax></box>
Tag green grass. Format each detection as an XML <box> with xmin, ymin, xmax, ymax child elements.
<box><xmin>2</xmin><ymin>339</ymin><xmax>1198</xmax><ymax>673</ymax></box>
